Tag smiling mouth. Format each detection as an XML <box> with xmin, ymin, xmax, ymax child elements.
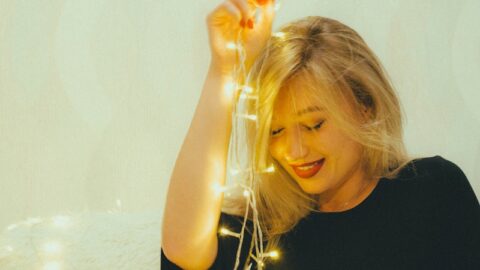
<box><xmin>291</xmin><ymin>158</ymin><xmax>325</xmax><ymax>178</ymax></box>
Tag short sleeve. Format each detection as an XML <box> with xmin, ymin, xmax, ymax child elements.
<box><xmin>434</xmin><ymin>156</ymin><xmax>480</xmax><ymax>268</ymax></box>
<box><xmin>161</xmin><ymin>212</ymin><xmax>254</xmax><ymax>270</ymax></box>
<box><xmin>209</xmin><ymin>212</ymin><xmax>255</xmax><ymax>269</ymax></box>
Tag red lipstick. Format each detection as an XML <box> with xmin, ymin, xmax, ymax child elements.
<box><xmin>291</xmin><ymin>158</ymin><xmax>325</xmax><ymax>178</ymax></box>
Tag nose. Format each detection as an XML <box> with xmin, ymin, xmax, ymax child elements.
<box><xmin>283</xmin><ymin>126</ymin><xmax>309</xmax><ymax>163</ymax></box>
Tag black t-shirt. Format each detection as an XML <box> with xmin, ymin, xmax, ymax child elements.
<box><xmin>161</xmin><ymin>155</ymin><xmax>480</xmax><ymax>269</ymax></box>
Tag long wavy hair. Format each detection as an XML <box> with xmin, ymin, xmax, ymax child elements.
<box><xmin>222</xmin><ymin>16</ymin><xmax>416</xmax><ymax>265</ymax></box>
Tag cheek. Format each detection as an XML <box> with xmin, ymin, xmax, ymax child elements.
<box><xmin>268</xmin><ymin>139</ymin><xmax>289</xmax><ymax>164</ymax></box>
<box><xmin>333</xmin><ymin>136</ymin><xmax>363</xmax><ymax>161</ymax></box>
<box><xmin>319</xmin><ymin>128</ymin><xmax>354</xmax><ymax>155</ymax></box>
<box><xmin>268</xmin><ymin>141</ymin><xmax>280</xmax><ymax>159</ymax></box>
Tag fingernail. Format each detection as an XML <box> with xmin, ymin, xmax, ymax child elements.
<box><xmin>240</xmin><ymin>19</ymin><xmax>246</xmax><ymax>28</ymax></box>
<box><xmin>257</xmin><ymin>0</ymin><xmax>268</xmax><ymax>5</ymax></box>
<box><xmin>247</xmin><ymin>19</ymin><xmax>254</xmax><ymax>29</ymax></box>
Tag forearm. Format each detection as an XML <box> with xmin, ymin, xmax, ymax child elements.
<box><xmin>161</xmin><ymin>64</ymin><xmax>233</xmax><ymax>267</ymax></box>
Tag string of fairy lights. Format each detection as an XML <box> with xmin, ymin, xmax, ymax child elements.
<box><xmin>213</xmin><ymin>1</ymin><xmax>285</xmax><ymax>269</ymax></box>
<box><xmin>0</xmin><ymin>2</ymin><xmax>286</xmax><ymax>270</ymax></box>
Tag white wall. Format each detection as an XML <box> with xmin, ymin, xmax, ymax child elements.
<box><xmin>1</xmin><ymin>0</ymin><xmax>479</xmax><ymax>231</ymax></box>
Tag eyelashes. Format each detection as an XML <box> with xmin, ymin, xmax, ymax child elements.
<box><xmin>310</xmin><ymin>121</ymin><xmax>324</xmax><ymax>130</ymax></box>
<box><xmin>271</xmin><ymin>129</ymin><xmax>282</xmax><ymax>136</ymax></box>
<box><xmin>271</xmin><ymin>121</ymin><xmax>325</xmax><ymax>136</ymax></box>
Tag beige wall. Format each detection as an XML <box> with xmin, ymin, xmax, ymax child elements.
<box><xmin>1</xmin><ymin>0</ymin><xmax>479</xmax><ymax>230</ymax></box>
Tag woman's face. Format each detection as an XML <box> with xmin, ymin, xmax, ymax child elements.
<box><xmin>268</xmin><ymin>83</ymin><xmax>367</xmax><ymax>199</ymax></box>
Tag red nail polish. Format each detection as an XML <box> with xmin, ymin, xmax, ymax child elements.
<box><xmin>247</xmin><ymin>19</ymin><xmax>254</xmax><ymax>29</ymax></box>
<box><xmin>240</xmin><ymin>19</ymin><xmax>246</xmax><ymax>28</ymax></box>
<box><xmin>257</xmin><ymin>0</ymin><xmax>268</xmax><ymax>5</ymax></box>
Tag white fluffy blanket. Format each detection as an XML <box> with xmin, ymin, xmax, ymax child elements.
<box><xmin>0</xmin><ymin>210</ymin><xmax>162</xmax><ymax>270</ymax></box>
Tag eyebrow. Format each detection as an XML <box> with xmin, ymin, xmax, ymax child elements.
<box><xmin>296</xmin><ymin>106</ymin><xmax>324</xmax><ymax>117</ymax></box>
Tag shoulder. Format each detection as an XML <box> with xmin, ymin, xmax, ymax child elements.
<box><xmin>383</xmin><ymin>155</ymin><xmax>479</xmax><ymax>207</ymax></box>
<box><xmin>415</xmin><ymin>155</ymin><xmax>466</xmax><ymax>178</ymax></box>
<box><xmin>396</xmin><ymin>155</ymin><xmax>469</xmax><ymax>185</ymax></box>
<box><xmin>414</xmin><ymin>155</ymin><xmax>470</xmax><ymax>185</ymax></box>
<box><xmin>400</xmin><ymin>155</ymin><xmax>479</xmax><ymax>209</ymax></box>
<box><xmin>432</xmin><ymin>156</ymin><xmax>479</xmax><ymax>205</ymax></box>
<box><xmin>409</xmin><ymin>156</ymin><xmax>480</xmax><ymax>267</ymax></box>
<box><xmin>395</xmin><ymin>155</ymin><xmax>446</xmax><ymax>179</ymax></box>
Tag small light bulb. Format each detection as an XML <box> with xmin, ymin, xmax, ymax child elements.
<box><xmin>272</xmin><ymin>32</ymin><xmax>285</xmax><ymax>38</ymax></box>
<box><xmin>242</xmin><ymin>85</ymin><xmax>253</xmax><ymax>93</ymax></box>
<box><xmin>213</xmin><ymin>183</ymin><xmax>227</xmax><ymax>195</ymax></box>
<box><xmin>243</xmin><ymin>190</ymin><xmax>250</xmax><ymax>197</ymax></box>
<box><xmin>264</xmin><ymin>165</ymin><xmax>275</xmax><ymax>173</ymax></box>
<box><xmin>226</xmin><ymin>42</ymin><xmax>238</xmax><ymax>50</ymax></box>
<box><xmin>219</xmin><ymin>227</ymin><xmax>241</xmax><ymax>238</ymax></box>
<box><xmin>254</xmin><ymin>7</ymin><xmax>262</xmax><ymax>23</ymax></box>
<box><xmin>237</xmin><ymin>114</ymin><xmax>257</xmax><ymax>121</ymax></box>
<box><xmin>239</xmin><ymin>93</ymin><xmax>258</xmax><ymax>100</ymax></box>
<box><xmin>224</xmin><ymin>80</ymin><xmax>237</xmax><ymax>100</ymax></box>
<box><xmin>268</xmin><ymin>250</ymin><xmax>280</xmax><ymax>259</ymax></box>
<box><xmin>230</xmin><ymin>168</ymin><xmax>240</xmax><ymax>176</ymax></box>
<box><xmin>274</xmin><ymin>2</ymin><xmax>282</xmax><ymax>11</ymax></box>
<box><xmin>219</xmin><ymin>227</ymin><xmax>230</xmax><ymax>235</ymax></box>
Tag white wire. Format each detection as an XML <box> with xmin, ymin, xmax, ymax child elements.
<box><xmin>226</xmin><ymin>2</ymin><xmax>284</xmax><ymax>269</ymax></box>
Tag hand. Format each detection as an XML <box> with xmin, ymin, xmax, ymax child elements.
<box><xmin>206</xmin><ymin>0</ymin><xmax>276</xmax><ymax>76</ymax></box>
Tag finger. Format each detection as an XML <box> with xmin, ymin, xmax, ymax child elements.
<box><xmin>207</xmin><ymin>1</ymin><xmax>242</xmax><ymax>26</ymax></box>
<box><xmin>256</xmin><ymin>0</ymin><xmax>275</xmax><ymax>13</ymax></box>
<box><xmin>230</xmin><ymin>0</ymin><xmax>254</xmax><ymax>23</ymax></box>
<box><xmin>255</xmin><ymin>0</ymin><xmax>276</xmax><ymax>23</ymax></box>
<box><xmin>255</xmin><ymin>0</ymin><xmax>272</xmax><ymax>6</ymax></box>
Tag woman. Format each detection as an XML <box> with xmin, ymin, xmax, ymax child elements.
<box><xmin>161</xmin><ymin>0</ymin><xmax>480</xmax><ymax>269</ymax></box>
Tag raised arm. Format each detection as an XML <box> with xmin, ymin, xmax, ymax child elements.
<box><xmin>161</xmin><ymin>1</ymin><xmax>275</xmax><ymax>269</ymax></box>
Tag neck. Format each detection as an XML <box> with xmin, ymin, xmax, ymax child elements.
<box><xmin>317</xmin><ymin>171</ymin><xmax>379</xmax><ymax>212</ymax></box>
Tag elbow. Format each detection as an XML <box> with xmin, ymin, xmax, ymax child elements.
<box><xmin>161</xmin><ymin>217</ymin><xmax>218</xmax><ymax>269</ymax></box>
<box><xmin>161</xmin><ymin>239</ymin><xmax>217</xmax><ymax>270</ymax></box>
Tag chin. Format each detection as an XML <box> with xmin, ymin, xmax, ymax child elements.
<box><xmin>301</xmin><ymin>188</ymin><xmax>322</xmax><ymax>195</ymax></box>
<box><xmin>297</xmin><ymin>181</ymin><xmax>327</xmax><ymax>195</ymax></box>
<box><xmin>301</xmin><ymin>188</ymin><xmax>325</xmax><ymax>196</ymax></box>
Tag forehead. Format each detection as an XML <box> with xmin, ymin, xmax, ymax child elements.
<box><xmin>272</xmin><ymin>80</ymin><xmax>325</xmax><ymax>120</ymax></box>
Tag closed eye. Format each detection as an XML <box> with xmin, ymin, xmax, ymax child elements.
<box><xmin>309</xmin><ymin>121</ymin><xmax>324</xmax><ymax>130</ymax></box>
<box><xmin>271</xmin><ymin>121</ymin><xmax>324</xmax><ymax>136</ymax></box>
<box><xmin>271</xmin><ymin>128</ymin><xmax>283</xmax><ymax>136</ymax></box>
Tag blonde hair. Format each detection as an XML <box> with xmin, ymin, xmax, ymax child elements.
<box><xmin>222</xmin><ymin>16</ymin><xmax>416</xmax><ymax>266</ymax></box>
